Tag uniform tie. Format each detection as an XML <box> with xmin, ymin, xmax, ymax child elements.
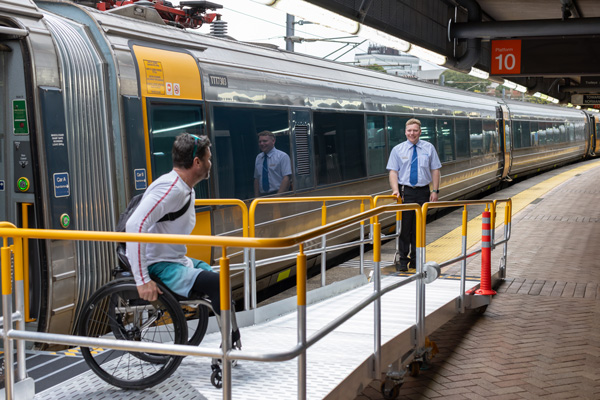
<box><xmin>410</xmin><ymin>144</ymin><xmax>418</xmax><ymax>186</ymax></box>
<box><xmin>262</xmin><ymin>154</ymin><xmax>269</xmax><ymax>192</ymax></box>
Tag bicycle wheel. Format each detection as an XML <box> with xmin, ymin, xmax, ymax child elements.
<box><xmin>78</xmin><ymin>279</ymin><xmax>187</xmax><ymax>390</ymax></box>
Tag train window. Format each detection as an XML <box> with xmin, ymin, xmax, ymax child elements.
<box><xmin>568</xmin><ymin>123</ymin><xmax>576</xmax><ymax>141</ymax></box>
<box><xmin>558</xmin><ymin>123</ymin><xmax>567</xmax><ymax>143</ymax></box>
<box><xmin>455</xmin><ymin>119</ymin><xmax>470</xmax><ymax>159</ymax></box>
<box><xmin>212</xmin><ymin>106</ymin><xmax>290</xmax><ymax>200</ymax></box>
<box><xmin>147</xmin><ymin>102</ymin><xmax>208</xmax><ymax>198</ymax></box>
<box><xmin>419</xmin><ymin>118</ymin><xmax>436</xmax><ymax>146</ymax></box>
<box><xmin>482</xmin><ymin>120</ymin><xmax>497</xmax><ymax>153</ymax></box>
<box><xmin>538</xmin><ymin>122</ymin><xmax>549</xmax><ymax>145</ymax></box>
<box><xmin>366</xmin><ymin>115</ymin><xmax>387</xmax><ymax>176</ymax></box>
<box><xmin>513</xmin><ymin>121</ymin><xmax>523</xmax><ymax>149</ymax></box>
<box><xmin>529</xmin><ymin>122</ymin><xmax>538</xmax><ymax>146</ymax></box>
<box><xmin>387</xmin><ymin>116</ymin><xmax>409</xmax><ymax>149</ymax></box>
<box><xmin>436</xmin><ymin>118</ymin><xmax>455</xmax><ymax>162</ymax></box>
<box><xmin>521</xmin><ymin>121</ymin><xmax>531</xmax><ymax>147</ymax></box>
<box><xmin>314</xmin><ymin>112</ymin><xmax>366</xmax><ymax>185</ymax></box>
<box><xmin>470</xmin><ymin>119</ymin><xmax>483</xmax><ymax>156</ymax></box>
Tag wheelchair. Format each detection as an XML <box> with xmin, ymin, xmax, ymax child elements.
<box><xmin>77</xmin><ymin>244</ymin><xmax>241</xmax><ymax>390</ymax></box>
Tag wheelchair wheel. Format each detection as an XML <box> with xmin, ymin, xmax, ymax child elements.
<box><xmin>78</xmin><ymin>279</ymin><xmax>187</xmax><ymax>390</ymax></box>
<box><xmin>182</xmin><ymin>301</ymin><xmax>210</xmax><ymax>346</ymax></box>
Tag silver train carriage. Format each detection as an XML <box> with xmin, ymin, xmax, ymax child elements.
<box><xmin>0</xmin><ymin>0</ymin><xmax>593</xmax><ymax>339</ymax></box>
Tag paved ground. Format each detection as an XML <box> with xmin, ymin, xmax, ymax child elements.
<box><xmin>354</xmin><ymin>159</ymin><xmax>600</xmax><ymax>399</ymax></box>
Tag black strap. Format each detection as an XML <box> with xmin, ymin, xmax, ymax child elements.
<box><xmin>157</xmin><ymin>194</ymin><xmax>192</xmax><ymax>223</ymax></box>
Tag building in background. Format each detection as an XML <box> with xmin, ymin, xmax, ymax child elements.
<box><xmin>354</xmin><ymin>45</ymin><xmax>444</xmax><ymax>83</ymax></box>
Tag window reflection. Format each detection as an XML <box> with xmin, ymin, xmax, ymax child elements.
<box><xmin>367</xmin><ymin>115</ymin><xmax>386</xmax><ymax>176</ymax></box>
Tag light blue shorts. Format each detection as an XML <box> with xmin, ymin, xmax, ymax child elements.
<box><xmin>148</xmin><ymin>258</ymin><xmax>213</xmax><ymax>298</ymax></box>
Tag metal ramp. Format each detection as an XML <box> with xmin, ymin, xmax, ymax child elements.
<box><xmin>32</xmin><ymin>274</ymin><xmax>481</xmax><ymax>400</ymax></box>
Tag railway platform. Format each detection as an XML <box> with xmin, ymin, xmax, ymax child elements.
<box><xmin>356</xmin><ymin>157</ymin><xmax>600</xmax><ymax>399</ymax></box>
<box><xmin>8</xmin><ymin>158</ymin><xmax>600</xmax><ymax>400</ymax></box>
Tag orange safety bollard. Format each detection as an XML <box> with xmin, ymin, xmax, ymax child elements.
<box><xmin>476</xmin><ymin>208</ymin><xmax>496</xmax><ymax>295</ymax></box>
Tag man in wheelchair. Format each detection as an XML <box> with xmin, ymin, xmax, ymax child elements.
<box><xmin>125</xmin><ymin>133</ymin><xmax>240</xmax><ymax>343</ymax></box>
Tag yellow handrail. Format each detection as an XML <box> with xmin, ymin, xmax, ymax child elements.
<box><xmin>194</xmin><ymin>199</ymin><xmax>249</xmax><ymax>237</ymax></box>
<box><xmin>248</xmin><ymin>196</ymin><xmax>374</xmax><ymax>237</ymax></box>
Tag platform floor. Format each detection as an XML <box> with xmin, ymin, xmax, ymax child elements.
<box><xmin>356</xmin><ymin>158</ymin><xmax>600</xmax><ymax>399</ymax></box>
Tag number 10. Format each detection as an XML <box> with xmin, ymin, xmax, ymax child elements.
<box><xmin>495</xmin><ymin>53</ymin><xmax>516</xmax><ymax>71</ymax></box>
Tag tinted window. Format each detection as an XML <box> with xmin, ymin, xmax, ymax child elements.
<box><xmin>513</xmin><ymin>121</ymin><xmax>523</xmax><ymax>149</ymax></box>
<box><xmin>213</xmin><ymin>106</ymin><xmax>290</xmax><ymax>199</ymax></box>
<box><xmin>437</xmin><ymin>118</ymin><xmax>455</xmax><ymax>162</ymax></box>
<box><xmin>419</xmin><ymin>117</ymin><xmax>436</xmax><ymax>145</ymax></box>
<box><xmin>366</xmin><ymin>115</ymin><xmax>387</xmax><ymax>176</ymax></box>
<box><xmin>314</xmin><ymin>112</ymin><xmax>366</xmax><ymax>185</ymax></box>
<box><xmin>148</xmin><ymin>102</ymin><xmax>208</xmax><ymax>197</ymax></box>
<box><xmin>455</xmin><ymin>119</ymin><xmax>469</xmax><ymax>158</ymax></box>
<box><xmin>387</xmin><ymin>116</ymin><xmax>409</xmax><ymax>149</ymax></box>
<box><xmin>470</xmin><ymin>119</ymin><xmax>483</xmax><ymax>156</ymax></box>
<box><xmin>483</xmin><ymin>119</ymin><xmax>497</xmax><ymax>153</ymax></box>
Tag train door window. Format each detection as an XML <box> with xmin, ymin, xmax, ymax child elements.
<box><xmin>314</xmin><ymin>112</ymin><xmax>365</xmax><ymax>185</ymax></box>
<box><xmin>387</xmin><ymin>116</ymin><xmax>409</xmax><ymax>150</ymax></box>
<box><xmin>366</xmin><ymin>115</ymin><xmax>386</xmax><ymax>176</ymax></box>
<box><xmin>470</xmin><ymin>119</ymin><xmax>483</xmax><ymax>156</ymax></box>
<box><xmin>212</xmin><ymin>106</ymin><xmax>290</xmax><ymax>199</ymax></box>
<box><xmin>455</xmin><ymin>118</ymin><xmax>469</xmax><ymax>159</ymax></box>
<box><xmin>147</xmin><ymin>102</ymin><xmax>208</xmax><ymax>198</ymax></box>
<box><xmin>482</xmin><ymin>119</ymin><xmax>497</xmax><ymax>153</ymax></box>
<box><xmin>419</xmin><ymin>118</ymin><xmax>436</xmax><ymax>147</ymax></box>
<box><xmin>436</xmin><ymin>118</ymin><xmax>455</xmax><ymax>162</ymax></box>
<box><xmin>513</xmin><ymin>121</ymin><xmax>523</xmax><ymax>149</ymax></box>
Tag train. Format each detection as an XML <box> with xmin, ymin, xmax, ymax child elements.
<box><xmin>1</xmin><ymin>0</ymin><xmax>598</xmax><ymax>339</ymax></box>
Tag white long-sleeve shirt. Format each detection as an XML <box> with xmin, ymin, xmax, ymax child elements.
<box><xmin>126</xmin><ymin>170</ymin><xmax>195</xmax><ymax>286</ymax></box>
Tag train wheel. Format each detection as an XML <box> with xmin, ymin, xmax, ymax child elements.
<box><xmin>78</xmin><ymin>280</ymin><xmax>186</xmax><ymax>390</ymax></box>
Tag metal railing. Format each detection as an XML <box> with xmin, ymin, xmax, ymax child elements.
<box><xmin>0</xmin><ymin>198</ymin><xmax>511</xmax><ymax>400</ymax></box>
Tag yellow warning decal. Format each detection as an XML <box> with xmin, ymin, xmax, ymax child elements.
<box><xmin>143</xmin><ymin>60</ymin><xmax>165</xmax><ymax>95</ymax></box>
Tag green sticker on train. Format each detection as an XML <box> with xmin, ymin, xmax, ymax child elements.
<box><xmin>13</xmin><ymin>99</ymin><xmax>28</xmax><ymax>135</ymax></box>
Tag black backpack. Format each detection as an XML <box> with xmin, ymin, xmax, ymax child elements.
<box><xmin>115</xmin><ymin>193</ymin><xmax>192</xmax><ymax>273</ymax></box>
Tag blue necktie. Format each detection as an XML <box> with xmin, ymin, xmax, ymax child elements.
<box><xmin>262</xmin><ymin>154</ymin><xmax>269</xmax><ymax>192</ymax></box>
<box><xmin>410</xmin><ymin>144</ymin><xmax>418</xmax><ymax>186</ymax></box>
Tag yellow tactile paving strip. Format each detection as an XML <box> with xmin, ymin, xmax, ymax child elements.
<box><xmin>426</xmin><ymin>159</ymin><xmax>600</xmax><ymax>266</ymax></box>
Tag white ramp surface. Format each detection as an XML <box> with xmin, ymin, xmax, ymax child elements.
<box><xmin>34</xmin><ymin>276</ymin><xmax>475</xmax><ymax>400</ymax></box>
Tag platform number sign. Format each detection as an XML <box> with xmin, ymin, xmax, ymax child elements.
<box><xmin>491</xmin><ymin>40</ymin><xmax>521</xmax><ymax>75</ymax></box>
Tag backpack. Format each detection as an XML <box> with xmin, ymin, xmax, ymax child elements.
<box><xmin>115</xmin><ymin>192</ymin><xmax>192</xmax><ymax>273</ymax></box>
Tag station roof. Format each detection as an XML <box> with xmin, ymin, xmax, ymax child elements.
<box><xmin>304</xmin><ymin>0</ymin><xmax>600</xmax><ymax>107</ymax></box>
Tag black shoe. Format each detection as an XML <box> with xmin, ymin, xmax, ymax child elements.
<box><xmin>395</xmin><ymin>263</ymin><xmax>408</xmax><ymax>272</ymax></box>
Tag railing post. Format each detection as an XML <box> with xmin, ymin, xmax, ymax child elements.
<box><xmin>359</xmin><ymin>201</ymin><xmax>365</xmax><ymax>276</ymax></box>
<box><xmin>372</xmin><ymin>221</ymin><xmax>382</xmax><ymax>379</ymax></box>
<box><xmin>250</xmin><ymin>248</ymin><xmax>257</xmax><ymax>309</ymax></box>
<box><xmin>13</xmin><ymin>238</ymin><xmax>27</xmax><ymax>381</ymax></box>
<box><xmin>243</xmin><ymin>248</ymin><xmax>250</xmax><ymax>311</ymax></box>
<box><xmin>297</xmin><ymin>244</ymin><xmax>307</xmax><ymax>400</ymax></box>
<box><xmin>416</xmin><ymin>207</ymin><xmax>425</xmax><ymax>349</ymax></box>
<box><xmin>2</xmin><ymin>242</ymin><xmax>14</xmax><ymax>400</ymax></box>
<box><xmin>320</xmin><ymin>202</ymin><xmax>326</xmax><ymax>287</ymax></box>
<box><xmin>219</xmin><ymin>249</ymin><xmax>232</xmax><ymax>400</ymax></box>
<box><xmin>459</xmin><ymin>205</ymin><xmax>468</xmax><ymax>313</ymax></box>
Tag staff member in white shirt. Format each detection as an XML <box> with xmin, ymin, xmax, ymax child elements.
<box><xmin>387</xmin><ymin>118</ymin><xmax>442</xmax><ymax>272</ymax></box>
<box><xmin>254</xmin><ymin>130</ymin><xmax>292</xmax><ymax>197</ymax></box>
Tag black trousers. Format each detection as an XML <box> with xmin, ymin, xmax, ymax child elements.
<box><xmin>397</xmin><ymin>185</ymin><xmax>430</xmax><ymax>266</ymax></box>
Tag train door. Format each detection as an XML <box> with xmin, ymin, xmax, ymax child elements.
<box><xmin>0</xmin><ymin>27</ymin><xmax>43</xmax><ymax>322</ymax></box>
<box><xmin>498</xmin><ymin>104</ymin><xmax>512</xmax><ymax>179</ymax></box>
<box><xmin>290</xmin><ymin>109</ymin><xmax>313</xmax><ymax>190</ymax></box>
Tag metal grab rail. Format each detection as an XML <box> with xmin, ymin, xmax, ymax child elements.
<box><xmin>0</xmin><ymin>199</ymin><xmax>511</xmax><ymax>400</ymax></box>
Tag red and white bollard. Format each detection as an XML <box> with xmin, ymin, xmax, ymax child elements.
<box><xmin>476</xmin><ymin>208</ymin><xmax>496</xmax><ymax>295</ymax></box>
